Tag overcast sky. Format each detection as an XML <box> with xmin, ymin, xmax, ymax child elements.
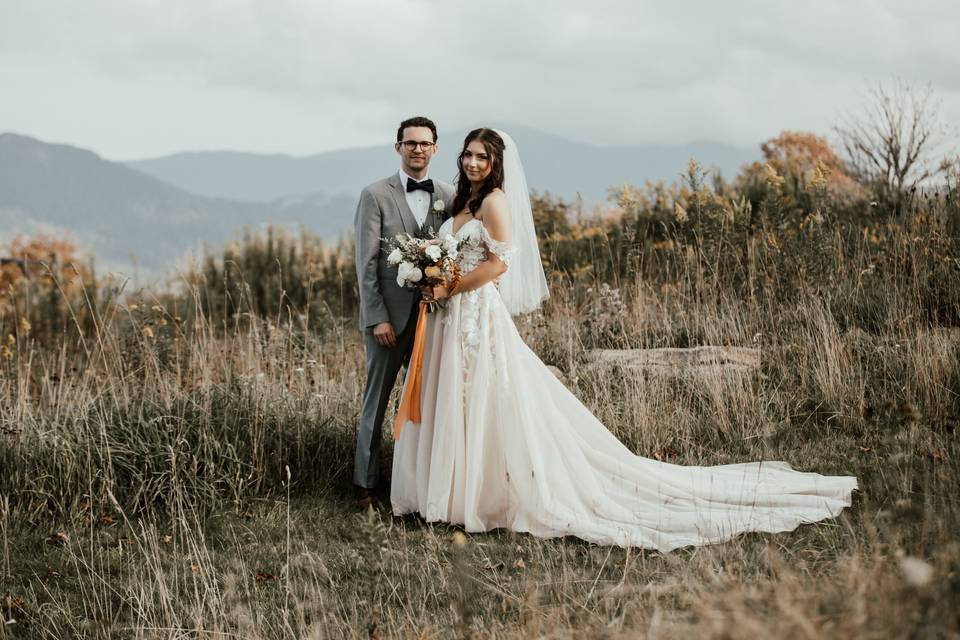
<box><xmin>1</xmin><ymin>0</ymin><xmax>958</xmax><ymax>160</ymax></box>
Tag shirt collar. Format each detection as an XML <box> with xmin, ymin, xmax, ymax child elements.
<box><xmin>398</xmin><ymin>169</ymin><xmax>429</xmax><ymax>188</ymax></box>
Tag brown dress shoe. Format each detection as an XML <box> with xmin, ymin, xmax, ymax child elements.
<box><xmin>356</xmin><ymin>487</ymin><xmax>380</xmax><ymax>510</ymax></box>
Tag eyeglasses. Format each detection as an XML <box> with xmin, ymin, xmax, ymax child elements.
<box><xmin>399</xmin><ymin>140</ymin><xmax>436</xmax><ymax>151</ymax></box>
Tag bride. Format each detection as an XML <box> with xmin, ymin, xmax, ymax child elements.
<box><xmin>390</xmin><ymin>128</ymin><xmax>857</xmax><ymax>551</ymax></box>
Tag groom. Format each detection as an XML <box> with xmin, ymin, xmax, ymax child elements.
<box><xmin>353</xmin><ymin>116</ymin><xmax>455</xmax><ymax>508</ymax></box>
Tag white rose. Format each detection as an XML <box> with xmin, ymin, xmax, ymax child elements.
<box><xmin>408</xmin><ymin>267</ymin><xmax>423</xmax><ymax>283</ymax></box>
<box><xmin>433</xmin><ymin>199</ymin><xmax>445</xmax><ymax>212</ymax></box>
<box><xmin>442</xmin><ymin>235</ymin><xmax>459</xmax><ymax>260</ymax></box>
<box><xmin>387</xmin><ymin>248</ymin><xmax>403</xmax><ymax>265</ymax></box>
<box><xmin>397</xmin><ymin>261</ymin><xmax>414</xmax><ymax>283</ymax></box>
<box><xmin>424</xmin><ymin>244</ymin><xmax>442</xmax><ymax>261</ymax></box>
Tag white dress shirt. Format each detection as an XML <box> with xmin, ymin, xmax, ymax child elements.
<box><xmin>398</xmin><ymin>170</ymin><xmax>431</xmax><ymax>228</ymax></box>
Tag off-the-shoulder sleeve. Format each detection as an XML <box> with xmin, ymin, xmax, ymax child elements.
<box><xmin>480</xmin><ymin>222</ymin><xmax>518</xmax><ymax>266</ymax></box>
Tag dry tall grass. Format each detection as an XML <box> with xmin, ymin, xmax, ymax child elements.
<box><xmin>1</xmin><ymin>174</ymin><xmax>959</xmax><ymax>638</ymax></box>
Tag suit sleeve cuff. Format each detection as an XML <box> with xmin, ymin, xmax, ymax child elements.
<box><xmin>363</xmin><ymin>310</ymin><xmax>390</xmax><ymax>328</ymax></box>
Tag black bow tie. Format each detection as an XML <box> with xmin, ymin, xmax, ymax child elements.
<box><xmin>406</xmin><ymin>178</ymin><xmax>434</xmax><ymax>194</ymax></box>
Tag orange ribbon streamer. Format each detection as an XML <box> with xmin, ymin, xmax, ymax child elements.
<box><xmin>393</xmin><ymin>303</ymin><xmax>429</xmax><ymax>440</ymax></box>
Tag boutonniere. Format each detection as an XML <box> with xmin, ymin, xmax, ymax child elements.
<box><xmin>432</xmin><ymin>199</ymin><xmax>445</xmax><ymax>213</ymax></box>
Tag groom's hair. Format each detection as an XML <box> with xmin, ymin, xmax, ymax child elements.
<box><xmin>397</xmin><ymin>117</ymin><xmax>438</xmax><ymax>143</ymax></box>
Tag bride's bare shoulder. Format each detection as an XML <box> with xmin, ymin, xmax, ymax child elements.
<box><xmin>477</xmin><ymin>189</ymin><xmax>508</xmax><ymax>217</ymax></box>
<box><xmin>477</xmin><ymin>189</ymin><xmax>511</xmax><ymax>241</ymax></box>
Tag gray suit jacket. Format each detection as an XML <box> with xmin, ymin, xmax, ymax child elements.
<box><xmin>354</xmin><ymin>173</ymin><xmax>456</xmax><ymax>335</ymax></box>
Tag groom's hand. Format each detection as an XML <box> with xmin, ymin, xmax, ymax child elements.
<box><xmin>373</xmin><ymin>322</ymin><xmax>397</xmax><ymax>348</ymax></box>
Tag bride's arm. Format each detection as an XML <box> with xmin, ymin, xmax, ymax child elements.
<box><xmin>435</xmin><ymin>192</ymin><xmax>511</xmax><ymax>298</ymax></box>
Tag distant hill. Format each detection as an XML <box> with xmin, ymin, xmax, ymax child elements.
<box><xmin>127</xmin><ymin>125</ymin><xmax>759</xmax><ymax>205</ymax></box>
<box><xmin>0</xmin><ymin>128</ymin><xmax>759</xmax><ymax>275</ymax></box>
<box><xmin>0</xmin><ymin>133</ymin><xmax>355</xmax><ymax>273</ymax></box>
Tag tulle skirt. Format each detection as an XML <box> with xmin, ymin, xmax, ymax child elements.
<box><xmin>391</xmin><ymin>283</ymin><xmax>857</xmax><ymax>551</ymax></box>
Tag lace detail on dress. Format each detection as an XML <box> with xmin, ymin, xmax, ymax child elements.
<box><xmin>441</xmin><ymin>218</ymin><xmax>515</xmax><ymax>395</ymax></box>
<box><xmin>451</xmin><ymin>218</ymin><xmax>517</xmax><ymax>275</ymax></box>
<box><xmin>454</xmin><ymin>219</ymin><xmax>486</xmax><ymax>275</ymax></box>
<box><xmin>479</xmin><ymin>223</ymin><xmax>517</xmax><ymax>267</ymax></box>
<box><xmin>459</xmin><ymin>291</ymin><xmax>482</xmax><ymax>351</ymax></box>
<box><xmin>460</xmin><ymin>288</ymin><xmax>480</xmax><ymax>400</ymax></box>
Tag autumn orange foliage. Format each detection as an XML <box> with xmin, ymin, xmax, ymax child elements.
<box><xmin>0</xmin><ymin>235</ymin><xmax>88</xmax><ymax>308</ymax></box>
<box><xmin>759</xmin><ymin>131</ymin><xmax>856</xmax><ymax>188</ymax></box>
<box><xmin>738</xmin><ymin>131</ymin><xmax>867</xmax><ymax>210</ymax></box>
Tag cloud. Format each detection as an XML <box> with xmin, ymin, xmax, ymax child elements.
<box><xmin>1</xmin><ymin>0</ymin><xmax>958</xmax><ymax>157</ymax></box>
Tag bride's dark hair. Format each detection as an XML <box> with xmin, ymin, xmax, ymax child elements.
<box><xmin>451</xmin><ymin>128</ymin><xmax>505</xmax><ymax>217</ymax></box>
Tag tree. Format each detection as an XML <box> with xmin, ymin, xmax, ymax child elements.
<box><xmin>737</xmin><ymin>131</ymin><xmax>865</xmax><ymax>222</ymax></box>
<box><xmin>0</xmin><ymin>235</ymin><xmax>87</xmax><ymax>301</ymax></box>
<box><xmin>835</xmin><ymin>79</ymin><xmax>952</xmax><ymax>215</ymax></box>
<box><xmin>760</xmin><ymin>131</ymin><xmax>853</xmax><ymax>191</ymax></box>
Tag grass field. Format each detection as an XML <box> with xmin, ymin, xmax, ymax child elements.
<box><xmin>2</xmin><ymin>176</ymin><xmax>959</xmax><ymax>637</ymax></box>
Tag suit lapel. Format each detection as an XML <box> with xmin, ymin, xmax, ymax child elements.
<box><xmin>388</xmin><ymin>173</ymin><xmax>419</xmax><ymax>234</ymax></box>
<box><xmin>427</xmin><ymin>182</ymin><xmax>452</xmax><ymax>233</ymax></box>
<box><xmin>425</xmin><ymin>187</ymin><xmax>440</xmax><ymax>234</ymax></box>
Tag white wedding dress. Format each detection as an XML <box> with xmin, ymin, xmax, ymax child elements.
<box><xmin>391</xmin><ymin>216</ymin><xmax>858</xmax><ymax>551</ymax></box>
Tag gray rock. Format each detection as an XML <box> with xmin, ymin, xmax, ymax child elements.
<box><xmin>583</xmin><ymin>346</ymin><xmax>761</xmax><ymax>375</ymax></box>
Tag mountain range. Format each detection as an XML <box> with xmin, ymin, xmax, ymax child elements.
<box><xmin>128</xmin><ymin>125</ymin><xmax>757</xmax><ymax>205</ymax></box>
<box><xmin>0</xmin><ymin>132</ymin><xmax>354</xmax><ymax>275</ymax></box>
<box><xmin>1</xmin><ymin>128</ymin><xmax>758</xmax><ymax>275</ymax></box>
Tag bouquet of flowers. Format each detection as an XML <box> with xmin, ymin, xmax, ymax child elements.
<box><xmin>386</xmin><ymin>231</ymin><xmax>462</xmax><ymax>311</ymax></box>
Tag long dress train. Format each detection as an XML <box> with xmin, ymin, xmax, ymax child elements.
<box><xmin>391</xmin><ymin>217</ymin><xmax>857</xmax><ymax>551</ymax></box>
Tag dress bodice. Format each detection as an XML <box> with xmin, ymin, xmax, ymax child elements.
<box><xmin>437</xmin><ymin>216</ymin><xmax>517</xmax><ymax>361</ymax></box>
<box><xmin>440</xmin><ymin>217</ymin><xmax>516</xmax><ymax>275</ymax></box>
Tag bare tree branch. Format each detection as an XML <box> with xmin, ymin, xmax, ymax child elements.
<box><xmin>834</xmin><ymin>79</ymin><xmax>952</xmax><ymax>214</ymax></box>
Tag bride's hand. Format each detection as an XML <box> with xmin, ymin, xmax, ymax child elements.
<box><xmin>433</xmin><ymin>284</ymin><xmax>451</xmax><ymax>300</ymax></box>
<box><xmin>420</xmin><ymin>285</ymin><xmax>435</xmax><ymax>302</ymax></box>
